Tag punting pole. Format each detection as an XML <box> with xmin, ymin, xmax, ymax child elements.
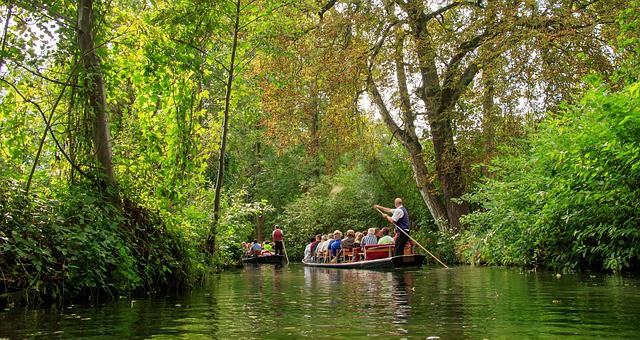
<box><xmin>375</xmin><ymin>207</ymin><xmax>449</xmax><ymax>269</ymax></box>
<box><xmin>282</xmin><ymin>239</ymin><xmax>290</xmax><ymax>265</ymax></box>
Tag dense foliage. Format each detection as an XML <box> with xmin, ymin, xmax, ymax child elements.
<box><xmin>0</xmin><ymin>178</ymin><xmax>199</xmax><ymax>304</ymax></box>
<box><xmin>461</xmin><ymin>78</ymin><xmax>640</xmax><ymax>271</ymax></box>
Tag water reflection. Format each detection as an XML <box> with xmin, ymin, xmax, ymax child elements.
<box><xmin>301</xmin><ymin>267</ymin><xmax>419</xmax><ymax>337</ymax></box>
<box><xmin>1</xmin><ymin>266</ymin><xmax>639</xmax><ymax>339</ymax></box>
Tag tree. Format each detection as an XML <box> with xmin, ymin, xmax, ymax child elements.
<box><xmin>319</xmin><ymin>0</ymin><xmax>627</xmax><ymax>232</ymax></box>
<box><xmin>213</xmin><ymin>0</ymin><xmax>242</xmax><ymax>239</ymax></box>
<box><xmin>204</xmin><ymin>0</ymin><xmax>295</xmax><ymax>250</ymax></box>
<box><xmin>77</xmin><ymin>0</ymin><xmax>116</xmax><ymax>186</ymax></box>
<box><xmin>256</xmin><ymin>1</ymin><xmax>370</xmax><ymax>179</ymax></box>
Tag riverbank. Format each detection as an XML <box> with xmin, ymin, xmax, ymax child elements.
<box><xmin>0</xmin><ymin>180</ymin><xmax>214</xmax><ymax>308</ymax></box>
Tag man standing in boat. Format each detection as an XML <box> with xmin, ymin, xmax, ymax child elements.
<box><xmin>272</xmin><ymin>225</ymin><xmax>284</xmax><ymax>256</ymax></box>
<box><xmin>374</xmin><ymin>198</ymin><xmax>410</xmax><ymax>256</ymax></box>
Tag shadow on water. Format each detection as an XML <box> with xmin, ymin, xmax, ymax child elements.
<box><xmin>1</xmin><ymin>265</ymin><xmax>640</xmax><ymax>339</ymax></box>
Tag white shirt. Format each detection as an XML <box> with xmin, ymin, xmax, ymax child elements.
<box><xmin>304</xmin><ymin>243</ymin><xmax>312</xmax><ymax>258</ymax></box>
<box><xmin>391</xmin><ymin>206</ymin><xmax>405</xmax><ymax>223</ymax></box>
<box><xmin>318</xmin><ymin>240</ymin><xmax>330</xmax><ymax>252</ymax></box>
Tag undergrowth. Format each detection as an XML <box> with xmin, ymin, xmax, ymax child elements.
<box><xmin>0</xmin><ymin>178</ymin><xmax>211</xmax><ymax>308</ymax></box>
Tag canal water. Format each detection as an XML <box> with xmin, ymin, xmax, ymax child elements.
<box><xmin>1</xmin><ymin>264</ymin><xmax>639</xmax><ymax>339</ymax></box>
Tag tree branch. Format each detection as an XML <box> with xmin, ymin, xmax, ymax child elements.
<box><xmin>1</xmin><ymin>65</ymin><xmax>94</xmax><ymax>194</ymax></box>
<box><xmin>368</xmin><ymin>19</ymin><xmax>398</xmax><ymax>72</ymax></box>
<box><xmin>366</xmin><ymin>73</ymin><xmax>404</xmax><ymax>140</ymax></box>
<box><xmin>393</xmin><ymin>30</ymin><xmax>415</xmax><ymax>132</ymax></box>
<box><xmin>318</xmin><ymin>0</ymin><xmax>337</xmax><ymax>20</ymax></box>
<box><xmin>13</xmin><ymin>0</ymin><xmax>76</xmax><ymax>28</ymax></box>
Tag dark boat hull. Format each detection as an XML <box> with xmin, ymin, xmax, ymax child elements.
<box><xmin>302</xmin><ymin>254</ymin><xmax>426</xmax><ymax>269</ymax></box>
<box><xmin>242</xmin><ymin>254</ymin><xmax>285</xmax><ymax>264</ymax></box>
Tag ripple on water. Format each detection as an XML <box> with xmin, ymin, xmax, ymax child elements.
<box><xmin>1</xmin><ymin>265</ymin><xmax>640</xmax><ymax>339</ymax></box>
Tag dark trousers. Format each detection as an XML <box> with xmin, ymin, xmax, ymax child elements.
<box><xmin>274</xmin><ymin>241</ymin><xmax>283</xmax><ymax>255</ymax></box>
<box><xmin>394</xmin><ymin>229</ymin><xmax>409</xmax><ymax>256</ymax></box>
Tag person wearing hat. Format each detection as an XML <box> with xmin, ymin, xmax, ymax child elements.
<box><xmin>340</xmin><ymin>230</ymin><xmax>357</xmax><ymax>261</ymax></box>
<box><xmin>329</xmin><ymin>230</ymin><xmax>343</xmax><ymax>257</ymax></box>
<box><xmin>341</xmin><ymin>229</ymin><xmax>356</xmax><ymax>250</ymax></box>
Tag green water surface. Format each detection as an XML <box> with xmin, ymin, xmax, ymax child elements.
<box><xmin>1</xmin><ymin>265</ymin><xmax>639</xmax><ymax>339</ymax></box>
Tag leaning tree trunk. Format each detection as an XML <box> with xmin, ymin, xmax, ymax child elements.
<box><xmin>366</xmin><ymin>75</ymin><xmax>449</xmax><ymax>228</ymax></box>
<box><xmin>77</xmin><ymin>0</ymin><xmax>116</xmax><ymax>186</ymax></box>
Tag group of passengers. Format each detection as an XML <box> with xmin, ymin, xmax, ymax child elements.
<box><xmin>242</xmin><ymin>240</ymin><xmax>274</xmax><ymax>256</ymax></box>
<box><xmin>303</xmin><ymin>227</ymin><xmax>396</xmax><ymax>263</ymax></box>
<box><xmin>242</xmin><ymin>225</ymin><xmax>286</xmax><ymax>257</ymax></box>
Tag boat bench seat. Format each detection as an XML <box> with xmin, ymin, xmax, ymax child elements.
<box><xmin>363</xmin><ymin>244</ymin><xmax>394</xmax><ymax>260</ymax></box>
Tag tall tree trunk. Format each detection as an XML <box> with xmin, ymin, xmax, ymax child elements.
<box><xmin>310</xmin><ymin>93</ymin><xmax>320</xmax><ymax>178</ymax></box>
<box><xmin>256</xmin><ymin>213</ymin><xmax>264</xmax><ymax>242</ymax></box>
<box><xmin>482</xmin><ymin>74</ymin><xmax>496</xmax><ymax>179</ymax></box>
<box><xmin>366</xmin><ymin>75</ymin><xmax>449</xmax><ymax>228</ymax></box>
<box><xmin>77</xmin><ymin>0</ymin><xmax>116</xmax><ymax>186</ymax></box>
<box><xmin>251</xmin><ymin>139</ymin><xmax>264</xmax><ymax>240</ymax></box>
<box><xmin>406</xmin><ymin>0</ymin><xmax>473</xmax><ymax>232</ymax></box>
<box><xmin>0</xmin><ymin>3</ymin><xmax>12</xmax><ymax>70</ymax></box>
<box><xmin>212</xmin><ymin>0</ymin><xmax>241</xmax><ymax>251</ymax></box>
<box><xmin>404</xmin><ymin>134</ymin><xmax>450</xmax><ymax>229</ymax></box>
<box><xmin>426</xmin><ymin>107</ymin><xmax>469</xmax><ymax>232</ymax></box>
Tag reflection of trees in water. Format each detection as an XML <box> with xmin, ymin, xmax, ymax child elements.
<box><xmin>302</xmin><ymin>268</ymin><xmax>420</xmax><ymax>335</ymax></box>
<box><xmin>392</xmin><ymin>271</ymin><xmax>413</xmax><ymax>319</ymax></box>
<box><xmin>232</xmin><ymin>265</ymin><xmax>285</xmax><ymax>322</ymax></box>
<box><xmin>414</xmin><ymin>267</ymin><xmax>473</xmax><ymax>338</ymax></box>
<box><xmin>388</xmin><ymin>271</ymin><xmax>414</xmax><ymax>336</ymax></box>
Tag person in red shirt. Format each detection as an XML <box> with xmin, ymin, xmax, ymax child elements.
<box><xmin>272</xmin><ymin>225</ymin><xmax>284</xmax><ymax>256</ymax></box>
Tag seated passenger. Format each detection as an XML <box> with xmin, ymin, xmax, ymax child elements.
<box><xmin>377</xmin><ymin>227</ymin><xmax>394</xmax><ymax>245</ymax></box>
<box><xmin>310</xmin><ymin>234</ymin><xmax>322</xmax><ymax>261</ymax></box>
<box><xmin>341</xmin><ymin>230</ymin><xmax>356</xmax><ymax>249</ymax></box>
<box><xmin>303</xmin><ymin>237</ymin><xmax>315</xmax><ymax>261</ymax></box>
<box><xmin>330</xmin><ymin>230</ymin><xmax>343</xmax><ymax>257</ymax></box>
<box><xmin>353</xmin><ymin>232</ymin><xmax>364</xmax><ymax>248</ymax></box>
<box><xmin>315</xmin><ymin>234</ymin><xmax>330</xmax><ymax>261</ymax></box>
<box><xmin>327</xmin><ymin>230</ymin><xmax>339</xmax><ymax>249</ymax></box>
<box><xmin>361</xmin><ymin>228</ymin><xmax>378</xmax><ymax>247</ymax></box>
<box><xmin>263</xmin><ymin>241</ymin><xmax>273</xmax><ymax>251</ymax></box>
<box><xmin>249</xmin><ymin>240</ymin><xmax>262</xmax><ymax>256</ymax></box>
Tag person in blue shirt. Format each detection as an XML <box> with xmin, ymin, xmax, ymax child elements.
<box><xmin>329</xmin><ymin>230</ymin><xmax>343</xmax><ymax>257</ymax></box>
<box><xmin>249</xmin><ymin>240</ymin><xmax>262</xmax><ymax>256</ymax></box>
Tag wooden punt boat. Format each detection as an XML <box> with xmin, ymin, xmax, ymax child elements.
<box><xmin>242</xmin><ymin>253</ymin><xmax>285</xmax><ymax>264</ymax></box>
<box><xmin>302</xmin><ymin>254</ymin><xmax>426</xmax><ymax>269</ymax></box>
<box><xmin>302</xmin><ymin>244</ymin><xmax>425</xmax><ymax>269</ymax></box>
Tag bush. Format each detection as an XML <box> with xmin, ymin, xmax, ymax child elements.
<box><xmin>0</xmin><ymin>179</ymin><xmax>205</xmax><ymax>306</ymax></box>
<box><xmin>462</xmin><ymin>79</ymin><xmax>640</xmax><ymax>271</ymax></box>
